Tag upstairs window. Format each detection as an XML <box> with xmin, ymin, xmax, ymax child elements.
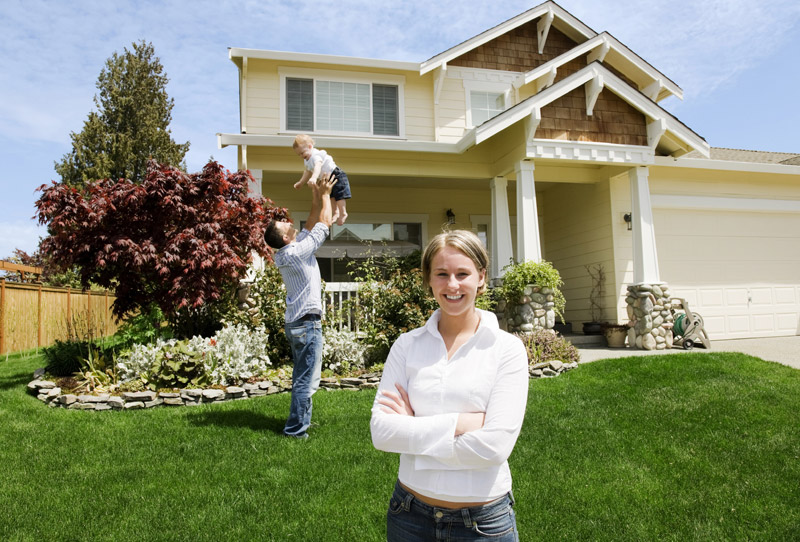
<box><xmin>285</xmin><ymin>75</ymin><xmax>402</xmax><ymax>137</ymax></box>
<box><xmin>470</xmin><ymin>91</ymin><xmax>505</xmax><ymax>126</ymax></box>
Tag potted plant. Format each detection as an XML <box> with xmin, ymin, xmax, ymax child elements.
<box><xmin>602</xmin><ymin>323</ymin><xmax>628</xmax><ymax>348</ymax></box>
<box><xmin>583</xmin><ymin>263</ymin><xmax>605</xmax><ymax>335</ymax></box>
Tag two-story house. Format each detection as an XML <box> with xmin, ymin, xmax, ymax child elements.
<box><xmin>217</xmin><ymin>1</ymin><xmax>800</xmax><ymax>341</ymax></box>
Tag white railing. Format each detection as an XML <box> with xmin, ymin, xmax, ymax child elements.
<box><xmin>323</xmin><ymin>282</ymin><xmax>361</xmax><ymax>331</ymax></box>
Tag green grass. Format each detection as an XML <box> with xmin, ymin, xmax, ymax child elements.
<box><xmin>1</xmin><ymin>350</ymin><xmax>798</xmax><ymax>541</ymax></box>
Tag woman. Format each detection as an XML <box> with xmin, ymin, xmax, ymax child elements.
<box><xmin>370</xmin><ymin>230</ymin><xmax>529</xmax><ymax>541</ymax></box>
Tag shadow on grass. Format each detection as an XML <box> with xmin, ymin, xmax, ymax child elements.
<box><xmin>186</xmin><ymin>409</ymin><xmax>286</xmax><ymax>435</ymax></box>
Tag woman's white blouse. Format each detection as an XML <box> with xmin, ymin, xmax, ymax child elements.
<box><xmin>370</xmin><ymin>309</ymin><xmax>529</xmax><ymax>502</ymax></box>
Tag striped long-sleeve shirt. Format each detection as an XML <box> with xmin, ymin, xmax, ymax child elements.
<box><xmin>273</xmin><ymin>223</ymin><xmax>329</xmax><ymax>323</ymax></box>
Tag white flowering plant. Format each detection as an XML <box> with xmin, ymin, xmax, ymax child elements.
<box><xmin>116</xmin><ymin>324</ymin><xmax>272</xmax><ymax>387</ymax></box>
<box><xmin>322</xmin><ymin>329</ymin><xmax>367</xmax><ymax>375</ymax></box>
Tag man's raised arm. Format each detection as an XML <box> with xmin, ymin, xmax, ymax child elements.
<box><xmin>304</xmin><ymin>172</ymin><xmax>337</xmax><ymax>231</ymax></box>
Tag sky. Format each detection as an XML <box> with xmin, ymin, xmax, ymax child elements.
<box><xmin>2</xmin><ymin>0</ymin><xmax>799</xmax><ymax>258</ymax></box>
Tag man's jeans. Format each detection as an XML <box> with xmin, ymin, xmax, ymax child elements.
<box><xmin>283</xmin><ymin>315</ymin><xmax>323</xmax><ymax>437</ymax></box>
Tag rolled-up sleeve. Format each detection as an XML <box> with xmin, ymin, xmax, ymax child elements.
<box><xmin>370</xmin><ymin>336</ymin><xmax>460</xmax><ymax>458</ymax></box>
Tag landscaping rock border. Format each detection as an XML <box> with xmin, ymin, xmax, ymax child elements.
<box><xmin>27</xmin><ymin>362</ymin><xmax>578</xmax><ymax>411</ymax></box>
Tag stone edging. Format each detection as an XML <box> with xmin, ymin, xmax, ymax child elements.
<box><xmin>27</xmin><ymin>363</ymin><xmax>577</xmax><ymax>411</ymax></box>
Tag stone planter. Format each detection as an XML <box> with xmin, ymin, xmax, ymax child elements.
<box><xmin>625</xmin><ymin>283</ymin><xmax>674</xmax><ymax>350</ymax></box>
<box><xmin>496</xmin><ymin>284</ymin><xmax>556</xmax><ymax>334</ymax></box>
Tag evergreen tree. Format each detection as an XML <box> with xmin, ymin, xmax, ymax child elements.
<box><xmin>55</xmin><ymin>40</ymin><xmax>189</xmax><ymax>187</ymax></box>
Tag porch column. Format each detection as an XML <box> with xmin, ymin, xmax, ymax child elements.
<box><xmin>490</xmin><ymin>176</ymin><xmax>514</xmax><ymax>279</ymax></box>
<box><xmin>515</xmin><ymin>160</ymin><xmax>542</xmax><ymax>263</ymax></box>
<box><xmin>248</xmin><ymin>168</ymin><xmax>263</xmax><ymax>198</ymax></box>
<box><xmin>629</xmin><ymin>166</ymin><xmax>661</xmax><ymax>284</ymax></box>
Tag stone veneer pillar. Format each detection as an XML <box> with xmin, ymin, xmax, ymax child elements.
<box><xmin>495</xmin><ymin>285</ymin><xmax>556</xmax><ymax>334</ymax></box>
<box><xmin>626</xmin><ymin>283</ymin><xmax>674</xmax><ymax>350</ymax></box>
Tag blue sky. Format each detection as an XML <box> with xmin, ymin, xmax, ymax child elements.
<box><xmin>2</xmin><ymin>0</ymin><xmax>799</xmax><ymax>258</ymax></box>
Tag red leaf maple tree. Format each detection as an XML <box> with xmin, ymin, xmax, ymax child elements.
<box><xmin>35</xmin><ymin>160</ymin><xmax>289</xmax><ymax>323</ymax></box>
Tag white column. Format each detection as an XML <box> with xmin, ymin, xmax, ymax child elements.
<box><xmin>490</xmin><ymin>176</ymin><xmax>514</xmax><ymax>279</ymax></box>
<box><xmin>515</xmin><ymin>160</ymin><xmax>542</xmax><ymax>263</ymax></box>
<box><xmin>248</xmin><ymin>168</ymin><xmax>263</xmax><ymax>198</ymax></box>
<box><xmin>629</xmin><ymin>166</ymin><xmax>661</xmax><ymax>284</ymax></box>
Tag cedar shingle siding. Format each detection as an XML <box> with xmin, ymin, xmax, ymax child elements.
<box><xmin>451</xmin><ymin>19</ymin><xmax>647</xmax><ymax>146</ymax></box>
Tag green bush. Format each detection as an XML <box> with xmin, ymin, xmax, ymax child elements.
<box><xmin>498</xmin><ymin>260</ymin><xmax>566</xmax><ymax>322</ymax></box>
<box><xmin>515</xmin><ymin>329</ymin><xmax>580</xmax><ymax>365</ymax></box>
<box><xmin>143</xmin><ymin>342</ymin><xmax>211</xmax><ymax>390</ymax></box>
<box><xmin>347</xmin><ymin>254</ymin><xmax>438</xmax><ymax>366</ymax></box>
<box><xmin>222</xmin><ymin>263</ymin><xmax>292</xmax><ymax>365</ymax></box>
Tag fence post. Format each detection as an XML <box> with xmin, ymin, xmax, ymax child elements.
<box><xmin>38</xmin><ymin>282</ymin><xmax>43</xmax><ymax>349</ymax></box>
<box><xmin>104</xmin><ymin>290</ymin><xmax>109</xmax><ymax>337</ymax></box>
<box><xmin>86</xmin><ymin>289</ymin><xmax>92</xmax><ymax>342</ymax></box>
<box><xmin>0</xmin><ymin>278</ymin><xmax>5</xmax><ymax>355</ymax></box>
<box><xmin>66</xmin><ymin>286</ymin><xmax>71</xmax><ymax>339</ymax></box>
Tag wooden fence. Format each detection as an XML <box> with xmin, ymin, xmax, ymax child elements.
<box><xmin>0</xmin><ymin>278</ymin><xmax>120</xmax><ymax>354</ymax></box>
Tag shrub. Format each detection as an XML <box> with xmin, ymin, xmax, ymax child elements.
<box><xmin>116</xmin><ymin>324</ymin><xmax>272</xmax><ymax>387</ymax></box>
<box><xmin>43</xmin><ymin>339</ymin><xmax>90</xmax><ymax>377</ymax></box>
<box><xmin>322</xmin><ymin>329</ymin><xmax>367</xmax><ymax>375</ymax></box>
<box><xmin>515</xmin><ymin>329</ymin><xmax>580</xmax><ymax>365</ymax></box>
<box><xmin>348</xmin><ymin>254</ymin><xmax>438</xmax><ymax>366</ymax></box>
<box><xmin>222</xmin><ymin>263</ymin><xmax>291</xmax><ymax>365</ymax></box>
<box><xmin>498</xmin><ymin>260</ymin><xmax>566</xmax><ymax>322</ymax></box>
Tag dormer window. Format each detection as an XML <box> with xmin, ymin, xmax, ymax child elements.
<box><xmin>470</xmin><ymin>91</ymin><xmax>505</xmax><ymax>126</ymax></box>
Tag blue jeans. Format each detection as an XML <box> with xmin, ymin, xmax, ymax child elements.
<box><xmin>387</xmin><ymin>482</ymin><xmax>519</xmax><ymax>541</ymax></box>
<box><xmin>283</xmin><ymin>315</ymin><xmax>323</xmax><ymax>437</ymax></box>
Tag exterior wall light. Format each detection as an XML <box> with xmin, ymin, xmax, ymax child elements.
<box><xmin>446</xmin><ymin>209</ymin><xmax>456</xmax><ymax>225</ymax></box>
<box><xmin>624</xmin><ymin>212</ymin><xmax>632</xmax><ymax>231</ymax></box>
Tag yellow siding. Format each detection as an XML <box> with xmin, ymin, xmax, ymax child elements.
<box><xmin>240</xmin><ymin>58</ymin><xmax>436</xmax><ymax>141</ymax></box>
<box><xmin>540</xmin><ymin>180</ymin><xmax>617</xmax><ymax>325</ymax></box>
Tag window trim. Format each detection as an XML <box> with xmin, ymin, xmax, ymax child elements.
<box><xmin>279</xmin><ymin>67</ymin><xmax>406</xmax><ymax>138</ymax></box>
<box><xmin>462</xmin><ymin>80</ymin><xmax>513</xmax><ymax>128</ymax></box>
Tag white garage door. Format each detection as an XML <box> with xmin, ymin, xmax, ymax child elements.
<box><xmin>653</xmin><ymin>205</ymin><xmax>800</xmax><ymax>340</ymax></box>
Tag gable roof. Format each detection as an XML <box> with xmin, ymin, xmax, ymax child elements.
<box><xmin>420</xmin><ymin>1</ymin><xmax>682</xmax><ymax>102</ymax></box>
<box><xmin>420</xmin><ymin>2</ymin><xmax>596</xmax><ymax>74</ymax></box>
<box><xmin>462</xmin><ymin>62</ymin><xmax>707</xmax><ymax>157</ymax></box>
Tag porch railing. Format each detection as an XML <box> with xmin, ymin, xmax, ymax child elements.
<box><xmin>323</xmin><ymin>282</ymin><xmax>361</xmax><ymax>332</ymax></box>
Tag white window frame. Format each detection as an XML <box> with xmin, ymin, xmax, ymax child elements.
<box><xmin>463</xmin><ymin>80</ymin><xmax>513</xmax><ymax>128</ymax></box>
<box><xmin>279</xmin><ymin>67</ymin><xmax>406</xmax><ymax>138</ymax></box>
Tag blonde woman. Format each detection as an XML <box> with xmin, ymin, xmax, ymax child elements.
<box><xmin>371</xmin><ymin>230</ymin><xmax>528</xmax><ymax>541</ymax></box>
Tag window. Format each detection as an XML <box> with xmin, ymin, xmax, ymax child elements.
<box><xmin>286</xmin><ymin>78</ymin><xmax>313</xmax><ymax>131</ymax></box>
<box><xmin>317</xmin><ymin>221</ymin><xmax>422</xmax><ymax>282</ymax></box>
<box><xmin>284</xmin><ymin>74</ymin><xmax>401</xmax><ymax>136</ymax></box>
<box><xmin>470</xmin><ymin>91</ymin><xmax>505</xmax><ymax>126</ymax></box>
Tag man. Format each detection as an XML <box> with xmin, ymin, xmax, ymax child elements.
<box><xmin>264</xmin><ymin>173</ymin><xmax>337</xmax><ymax>439</ymax></box>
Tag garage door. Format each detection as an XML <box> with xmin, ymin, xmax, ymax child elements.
<box><xmin>653</xmin><ymin>204</ymin><xmax>800</xmax><ymax>340</ymax></box>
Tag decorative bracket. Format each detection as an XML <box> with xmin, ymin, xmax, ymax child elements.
<box><xmin>525</xmin><ymin>107</ymin><xmax>542</xmax><ymax>144</ymax></box>
<box><xmin>537</xmin><ymin>9</ymin><xmax>554</xmax><ymax>54</ymax></box>
<box><xmin>585</xmin><ymin>73</ymin><xmax>603</xmax><ymax>116</ymax></box>
<box><xmin>643</xmin><ymin>79</ymin><xmax>663</xmax><ymax>102</ymax></box>
<box><xmin>536</xmin><ymin>66</ymin><xmax>558</xmax><ymax>93</ymax></box>
<box><xmin>587</xmin><ymin>38</ymin><xmax>610</xmax><ymax>64</ymax></box>
<box><xmin>647</xmin><ymin>118</ymin><xmax>667</xmax><ymax>149</ymax></box>
<box><xmin>434</xmin><ymin>63</ymin><xmax>447</xmax><ymax>105</ymax></box>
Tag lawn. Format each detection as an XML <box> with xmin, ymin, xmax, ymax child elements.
<box><xmin>1</xmin><ymin>350</ymin><xmax>798</xmax><ymax>541</ymax></box>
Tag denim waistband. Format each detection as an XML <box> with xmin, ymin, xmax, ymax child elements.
<box><xmin>293</xmin><ymin>312</ymin><xmax>321</xmax><ymax>322</ymax></box>
<box><xmin>392</xmin><ymin>481</ymin><xmax>514</xmax><ymax>525</ymax></box>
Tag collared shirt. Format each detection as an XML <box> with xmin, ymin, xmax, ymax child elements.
<box><xmin>370</xmin><ymin>309</ymin><xmax>529</xmax><ymax>502</ymax></box>
<box><xmin>273</xmin><ymin>222</ymin><xmax>329</xmax><ymax>323</ymax></box>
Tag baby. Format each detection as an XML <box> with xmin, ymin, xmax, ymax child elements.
<box><xmin>292</xmin><ymin>134</ymin><xmax>351</xmax><ymax>226</ymax></box>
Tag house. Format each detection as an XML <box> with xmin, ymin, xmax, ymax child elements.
<box><xmin>217</xmin><ymin>1</ymin><xmax>800</xmax><ymax>342</ymax></box>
